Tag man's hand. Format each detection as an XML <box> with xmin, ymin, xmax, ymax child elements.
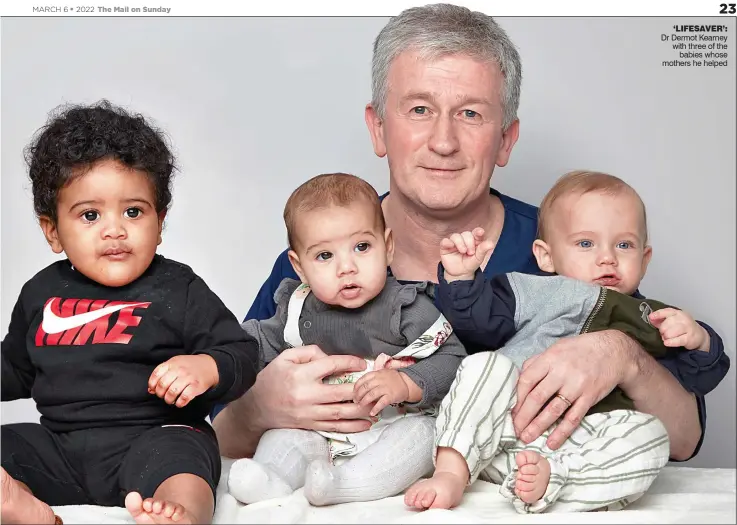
<box><xmin>249</xmin><ymin>345</ymin><xmax>375</xmax><ymax>433</ymax></box>
<box><xmin>148</xmin><ymin>354</ymin><xmax>219</xmax><ymax>407</ymax></box>
<box><xmin>649</xmin><ymin>308</ymin><xmax>710</xmax><ymax>352</ymax></box>
<box><xmin>353</xmin><ymin>369</ymin><xmax>415</xmax><ymax>416</ymax></box>
<box><xmin>440</xmin><ymin>227</ymin><xmax>495</xmax><ymax>282</ymax></box>
<box><xmin>511</xmin><ymin>331</ymin><xmax>632</xmax><ymax>449</ymax></box>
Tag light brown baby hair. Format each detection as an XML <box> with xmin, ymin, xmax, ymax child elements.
<box><xmin>284</xmin><ymin>173</ymin><xmax>385</xmax><ymax>250</ymax></box>
<box><xmin>537</xmin><ymin>170</ymin><xmax>648</xmax><ymax>243</ymax></box>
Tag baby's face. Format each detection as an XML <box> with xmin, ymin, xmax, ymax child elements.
<box><xmin>42</xmin><ymin>159</ymin><xmax>163</xmax><ymax>287</ymax></box>
<box><xmin>289</xmin><ymin>202</ymin><xmax>392</xmax><ymax>308</ymax></box>
<box><xmin>540</xmin><ymin>191</ymin><xmax>651</xmax><ymax>295</ymax></box>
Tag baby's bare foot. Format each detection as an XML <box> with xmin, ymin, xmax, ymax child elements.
<box><xmin>514</xmin><ymin>450</ymin><xmax>551</xmax><ymax>504</ymax></box>
<box><xmin>404</xmin><ymin>471</ymin><xmax>466</xmax><ymax>510</ymax></box>
<box><xmin>1</xmin><ymin>467</ymin><xmax>56</xmax><ymax>524</ymax></box>
<box><xmin>125</xmin><ymin>492</ymin><xmax>194</xmax><ymax>524</ymax></box>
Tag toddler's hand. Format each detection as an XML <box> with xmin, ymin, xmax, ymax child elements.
<box><xmin>649</xmin><ymin>308</ymin><xmax>710</xmax><ymax>352</ymax></box>
<box><xmin>440</xmin><ymin>227</ymin><xmax>495</xmax><ymax>282</ymax></box>
<box><xmin>353</xmin><ymin>369</ymin><xmax>411</xmax><ymax>417</ymax></box>
<box><xmin>148</xmin><ymin>354</ymin><xmax>219</xmax><ymax>407</ymax></box>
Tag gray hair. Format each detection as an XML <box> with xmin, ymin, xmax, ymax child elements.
<box><xmin>371</xmin><ymin>3</ymin><xmax>522</xmax><ymax>130</ymax></box>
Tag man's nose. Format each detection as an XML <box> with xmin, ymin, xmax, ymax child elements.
<box><xmin>427</xmin><ymin>114</ymin><xmax>461</xmax><ymax>156</ymax></box>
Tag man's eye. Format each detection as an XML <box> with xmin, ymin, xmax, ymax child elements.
<box><xmin>82</xmin><ymin>211</ymin><xmax>99</xmax><ymax>222</ymax></box>
<box><xmin>316</xmin><ymin>252</ymin><xmax>333</xmax><ymax>261</ymax></box>
<box><xmin>125</xmin><ymin>207</ymin><xmax>141</xmax><ymax>218</ymax></box>
<box><xmin>412</xmin><ymin>106</ymin><xmax>427</xmax><ymax>115</ymax></box>
<box><xmin>463</xmin><ymin>109</ymin><xmax>478</xmax><ymax>118</ymax></box>
<box><xmin>355</xmin><ymin>242</ymin><xmax>369</xmax><ymax>252</ymax></box>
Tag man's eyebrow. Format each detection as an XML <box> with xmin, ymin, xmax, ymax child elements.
<box><xmin>400</xmin><ymin>91</ymin><xmax>493</xmax><ymax>108</ymax></box>
<box><xmin>400</xmin><ymin>91</ymin><xmax>437</xmax><ymax>105</ymax></box>
<box><xmin>455</xmin><ymin>94</ymin><xmax>493</xmax><ymax>107</ymax></box>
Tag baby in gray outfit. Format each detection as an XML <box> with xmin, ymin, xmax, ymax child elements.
<box><xmin>227</xmin><ymin>173</ymin><xmax>466</xmax><ymax>506</ymax></box>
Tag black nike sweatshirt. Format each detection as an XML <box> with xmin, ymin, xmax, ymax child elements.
<box><xmin>1</xmin><ymin>255</ymin><xmax>259</xmax><ymax>432</ymax></box>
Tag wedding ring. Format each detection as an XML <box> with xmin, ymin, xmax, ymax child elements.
<box><xmin>555</xmin><ymin>393</ymin><xmax>573</xmax><ymax>407</ymax></box>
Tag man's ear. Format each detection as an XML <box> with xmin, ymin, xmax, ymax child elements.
<box><xmin>384</xmin><ymin>228</ymin><xmax>395</xmax><ymax>266</ymax></box>
<box><xmin>39</xmin><ymin>216</ymin><xmax>64</xmax><ymax>254</ymax></box>
<box><xmin>157</xmin><ymin>210</ymin><xmax>167</xmax><ymax>245</ymax></box>
<box><xmin>532</xmin><ymin>239</ymin><xmax>555</xmax><ymax>273</ymax></box>
<box><xmin>365</xmin><ymin>103</ymin><xmax>387</xmax><ymax>158</ymax></box>
<box><xmin>288</xmin><ymin>250</ymin><xmax>308</xmax><ymax>283</ymax></box>
<box><xmin>495</xmin><ymin>119</ymin><xmax>520</xmax><ymax>168</ymax></box>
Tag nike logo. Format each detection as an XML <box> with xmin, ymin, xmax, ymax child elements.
<box><xmin>41</xmin><ymin>297</ymin><xmax>149</xmax><ymax>334</ymax></box>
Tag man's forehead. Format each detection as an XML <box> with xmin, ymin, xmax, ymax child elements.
<box><xmin>388</xmin><ymin>49</ymin><xmax>502</xmax><ymax>88</ymax></box>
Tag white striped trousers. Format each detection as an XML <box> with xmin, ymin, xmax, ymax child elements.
<box><xmin>435</xmin><ymin>352</ymin><xmax>671</xmax><ymax>513</ymax></box>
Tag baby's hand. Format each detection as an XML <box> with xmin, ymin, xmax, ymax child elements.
<box><xmin>649</xmin><ymin>308</ymin><xmax>710</xmax><ymax>352</ymax></box>
<box><xmin>353</xmin><ymin>369</ymin><xmax>412</xmax><ymax>417</ymax></box>
<box><xmin>440</xmin><ymin>227</ymin><xmax>495</xmax><ymax>282</ymax></box>
<box><xmin>148</xmin><ymin>354</ymin><xmax>219</xmax><ymax>407</ymax></box>
<box><xmin>374</xmin><ymin>352</ymin><xmax>416</xmax><ymax>371</ymax></box>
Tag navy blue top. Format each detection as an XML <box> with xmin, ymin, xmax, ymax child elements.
<box><xmin>212</xmin><ymin>189</ymin><xmax>719</xmax><ymax>460</ymax></box>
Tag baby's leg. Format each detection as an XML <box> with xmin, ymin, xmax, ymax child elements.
<box><xmin>120</xmin><ymin>424</ymin><xmax>221</xmax><ymax>524</ymax></box>
<box><xmin>2</xmin><ymin>424</ymin><xmax>88</xmax><ymax>524</ymax></box>
<box><xmin>405</xmin><ymin>352</ymin><xmax>519</xmax><ymax>510</ymax></box>
<box><xmin>228</xmin><ymin>428</ymin><xmax>329</xmax><ymax>504</ymax></box>
<box><xmin>304</xmin><ymin>415</ymin><xmax>435</xmax><ymax>506</ymax></box>
<box><xmin>493</xmin><ymin>410</ymin><xmax>670</xmax><ymax>513</ymax></box>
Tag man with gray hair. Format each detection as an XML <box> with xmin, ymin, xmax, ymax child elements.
<box><xmin>213</xmin><ymin>2</ymin><xmax>710</xmax><ymax>495</ymax></box>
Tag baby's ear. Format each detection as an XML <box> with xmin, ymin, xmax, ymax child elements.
<box><xmin>39</xmin><ymin>216</ymin><xmax>64</xmax><ymax>254</ymax></box>
<box><xmin>384</xmin><ymin>228</ymin><xmax>394</xmax><ymax>265</ymax></box>
<box><xmin>532</xmin><ymin>239</ymin><xmax>555</xmax><ymax>273</ymax></box>
<box><xmin>287</xmin><ymin>250</ymin><xmax>307</xmax><ymax>283</ymax></box>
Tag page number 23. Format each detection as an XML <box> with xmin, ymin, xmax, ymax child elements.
<box><xmin>719</xmin><ymin>3</ymin><xmax>736</xmax><ymax>13</ymax></box>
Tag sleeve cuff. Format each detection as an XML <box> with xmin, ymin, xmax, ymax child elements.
<box><xmin>195</xmin><ymin>348</ymin><xmax>238</xmax><ymax>402</ymax></box>
<box><xmin>436</xmin><ymin>263</ymin><xmax>486</xmax><ymax>313</ymax></box>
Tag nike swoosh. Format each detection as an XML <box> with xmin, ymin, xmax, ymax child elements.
<box><xmin>41</xmin><ymin>298</ymin><xmax>149</xmax><ymax>334</ymax></box>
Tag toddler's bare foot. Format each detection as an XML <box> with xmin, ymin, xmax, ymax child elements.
<box><xmin>1</xmin><ymin>467</ymin><xmax>56</xmax><ymax>524</ymax></box>
<box><xmin>404</xmin><ymin>471</ymin><xmax>466</xmax><ymax>510</ymax></box>
<box><xmin>514</xmin><ymin>450</ymin><xmax>551</xmax><ymax>504</ymax></box>
<box><xmin>125</xmin><ymin>492</ymin><xmax>195</xmax><ymax>524</ymax></box>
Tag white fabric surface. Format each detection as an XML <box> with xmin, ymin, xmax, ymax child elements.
<box><xmin>52</xmin><ymin>458</ymin><xmax>736</xmax><ymax>524</ymax></box>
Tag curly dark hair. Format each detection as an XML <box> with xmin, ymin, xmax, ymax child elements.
<box><xmin>24</xmin><ymin>100</ymin><xmax>176</xmax><ymax>223</ymax></box>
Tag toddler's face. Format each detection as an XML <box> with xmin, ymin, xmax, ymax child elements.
<box><xmin>40</xmin><ymin>159</ymin><xmax>164</xmax><ymax>287</ymax></box>
<box><xmin>536</xmin><ymin>191</ymin><xmax>651</xmax><ymax>295</ymax></box>
<box><xmin>289</xmin><ymin>202</ymin><xmax>392</xmax><ymax>309</ymax></box>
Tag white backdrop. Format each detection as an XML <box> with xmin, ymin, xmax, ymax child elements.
<box><xmin>1</xmin><ymin>16</ymin><xmax>734</xmax><ymax>468</ymax></box>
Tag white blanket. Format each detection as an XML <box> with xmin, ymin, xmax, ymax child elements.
<box><xmin>52</xmin><ymin>459</ymin><xmax>736</xmax><ymax>524</ymax></box>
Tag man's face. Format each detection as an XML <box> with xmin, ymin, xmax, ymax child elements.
<box><xmin>366</xmin><ymin>51</ymin><xmax>519</xmax><ymax>213</ymax></box>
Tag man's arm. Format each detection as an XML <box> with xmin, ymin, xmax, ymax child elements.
<box><xmin>619</xmin><ymin>340</ymin><xmax>701</xmax><ymax>460</ymax></box>
<box><xmin>214</xmin><ymin>346</ymin><xmax>371</xmax><ymax>458</ymax></box>
<box><xmin>511</xmin><ymin>330</ymin><xmax>702</xmax><ymax>460</ymax></box>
